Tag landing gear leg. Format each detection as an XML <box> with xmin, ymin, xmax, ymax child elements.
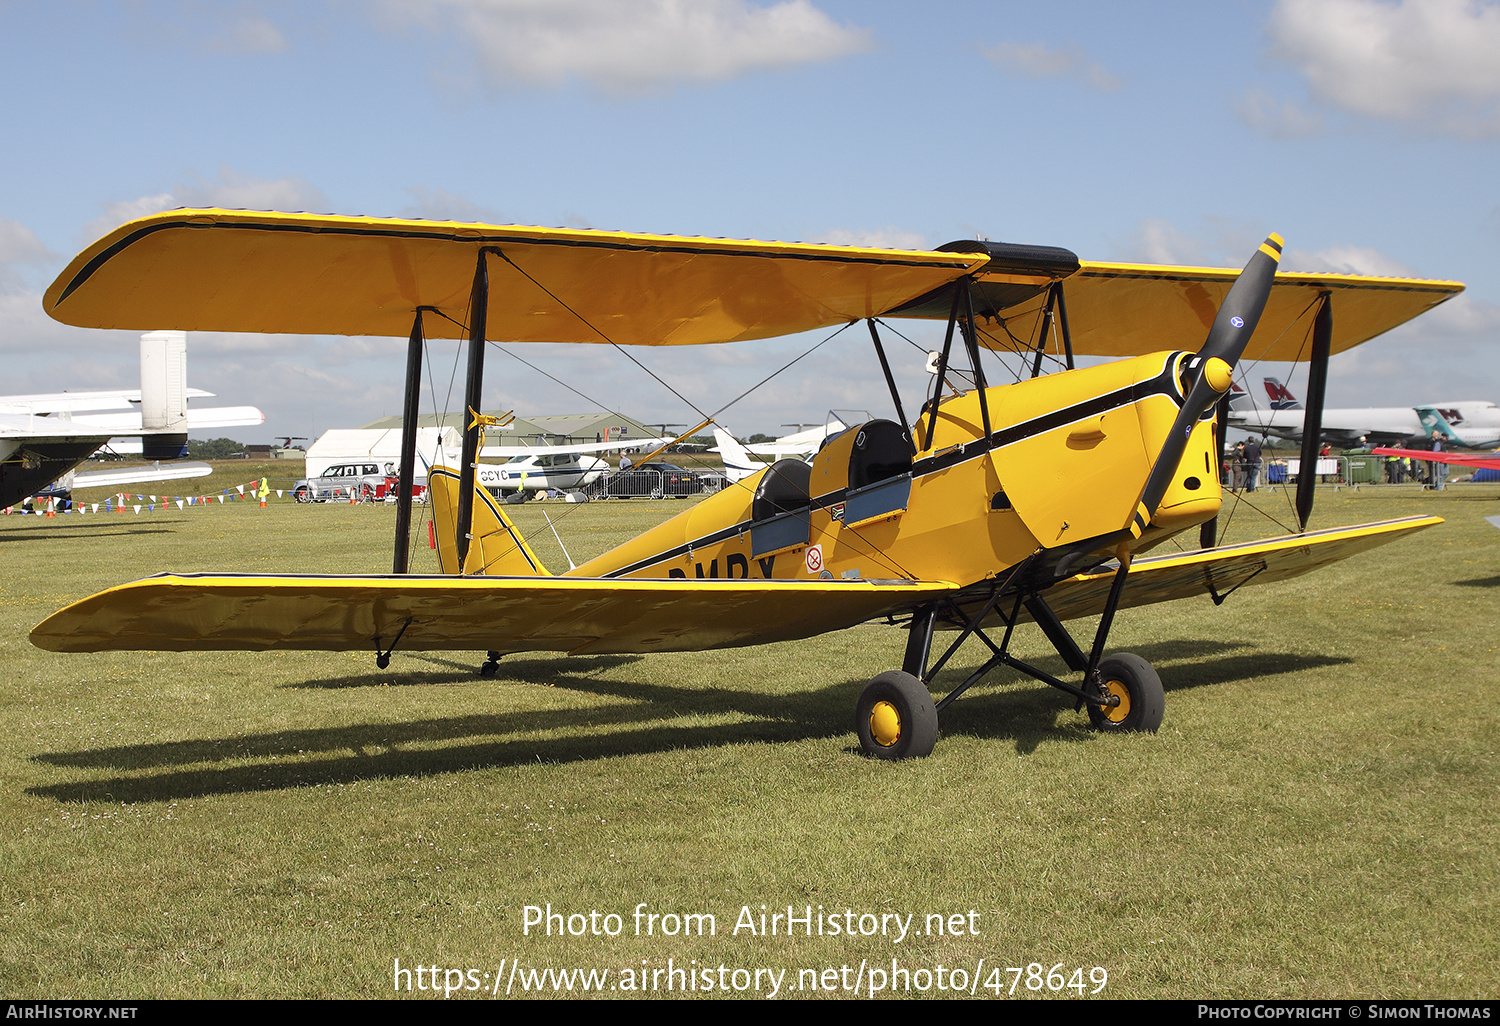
<box><xmin>479</xmin><ymin>651</ymin><xmax>502</xmax><ymax>677</ymax></box>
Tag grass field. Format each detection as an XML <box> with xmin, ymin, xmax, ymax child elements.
<box><xmin>1</xmin><ymin>464</ymin><xmax>1496</xmax><ymax>999</ymax></box>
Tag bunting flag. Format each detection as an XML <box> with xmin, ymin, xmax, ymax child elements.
<box><xmin>17</xmin><ymin>478</ymin><xmax>400</xmax><ymax>522</ymax></box>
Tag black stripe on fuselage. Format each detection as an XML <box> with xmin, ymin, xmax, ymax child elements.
<box><xmin>598</xmin><ymin>355</ymin><xmax>1186</xmax><ymax>579</ymax></box>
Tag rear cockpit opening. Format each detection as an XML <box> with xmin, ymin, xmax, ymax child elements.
<box><xmin>848</xmin><ymin>420</ymin><xmax>912</xmax><ymax>491</ymax></box>
<box><xmin>752</xmin><ymin>459</ymin><xmax>812</xmax><ymax>522</ymax></box>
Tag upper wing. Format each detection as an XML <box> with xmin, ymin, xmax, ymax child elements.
<box><xmin>44</xmin><ymin>209</ymin><xmax>988</xmax><ymax>345</ymax></box>
<box><xmin>885</xmin><ymin>245</ymin><xmax>1464</xmax><ymax>362</ymax></box>
<box><xmin>1371</xmin><ymin>446</ymin><xmax>1500</xmax><ymax>469</ymax></box>
<box><xmin>1050</xmin><ymin>263</ymin><xmax>1463</xmax><ymax>362</ymax></box>
<box><xmin>999</xmin><ymin>515</ymin><xmax>1442</xmax><ymax>624</ymax></box>
<box><xmin>30</xmin><ymin>575</ymin><xmax>954</xmax><ymax>655</ymax></box>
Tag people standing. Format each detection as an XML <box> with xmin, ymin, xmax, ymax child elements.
<box><xmin>1243</xmin><ymin>436</ymin><xmax>1263</xmax><ymax>492</ymax></box>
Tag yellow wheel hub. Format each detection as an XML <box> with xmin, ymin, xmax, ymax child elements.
<box><xmin>1101</xmin><ymin>679</ymin><xmax>1131</xmax><ymax>723</ymax></box>
<box><xmin>869</xmin><ymin>700</ymin><xmax>903</xmax><ymax>747</ymax></box>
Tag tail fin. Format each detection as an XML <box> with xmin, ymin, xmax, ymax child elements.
<box><xmin>139</xmin><ymin>331</ymin><xmax>190</xmax><ymax>459</ymax></box>
<box><xmin>1226</xmin><ymin>382</ymin><xmax>1255</xmax><ymax>411</ymax></box>
<box><xmin>428</xmin><ymin>466</ymin><xmax>552</xmax><ymax>576</ymax></box>
<box><xmin>1262</xmin><ymin>377</ymin><xmax>1301</xmax><ymax>410</ymax></box>
<box><xmin>711</xmin><ymin>428</ymin><xmax>765</xmax><ymax>484</ymax></box>
<box><xmin>1416</xmin><ymin>406</ymin><xmax>1463</xmax><ymax>443</ymax></box>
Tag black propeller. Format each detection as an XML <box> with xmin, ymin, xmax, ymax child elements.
<box><xmin>1129</xmin><ymin>233</ymin><xmax>1282</xmax><ymax>537</ymax></box>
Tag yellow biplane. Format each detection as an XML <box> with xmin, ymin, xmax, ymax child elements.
<box><xmin>31</xmin><ymin>210</ymin><xmax>1463</xmax><ymax>758</ymax></box>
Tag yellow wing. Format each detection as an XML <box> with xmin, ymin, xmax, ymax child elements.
<box><xmin>1055</xmin><ymin>263</ymin><xmax>1463</xmax><ymax>362</ymax></box>
<box><xmin>983</xmin><ymin>515</ymin><xmax>1443</xmax><ymax>625</ymax></box>
<box><xmin>886</xmin><ymin>253</ymin><xmax>1463</xmax><ymax>362</ymax></box>
<box><xmin>29</xmin><ymin>575</ymin><xmax>954</xmax><ymax>655</ymax></box>
<box><xmin>44</xmin><ymin>209</ymin><xmax>987</xmax><ymax>345</ymax></box>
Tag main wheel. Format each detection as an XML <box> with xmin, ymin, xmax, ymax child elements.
<box><xmin>294</xmin><ymin>487</ymin><xmax>311</xmax><ymax>503</ymax></box>
<box><xmin>856</xmin><ymin>671</ymin><xmax>938</xmax><ymax>760</ymax></box>
<box><xmin>1086</xmin><ymin>653</ymin><xmax>1165</xmax><ymax>733</ymax></box>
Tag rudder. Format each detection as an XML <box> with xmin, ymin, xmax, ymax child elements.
<box><xmin>428</xmin><ymin>465</ymin><xmax>552</xmax><ymax>576</ymax></box>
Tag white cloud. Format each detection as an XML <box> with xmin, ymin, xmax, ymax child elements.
<box><xmin>1281</xmin><ymin>244</ymin><xmax>1420</xmax><ymax>277</ymax></box>
<box><xmin>1267</xmin><ymin>0</ymin><xmax>1500</xmax><ymax>136</ymax></box>
<box><xmin>214</xmin><ymin>16</ymin><xmax>288</xmax><ymax>54</ymax></box>
<box><xmin>81</xmin><ymin>170</ymin><xmax>327</xmax><ymax>243</ymax></box>
<box><xmin>0</xmin><ymin>219</ymin><xmax>55</xmax><ymax>293</ymax></box>
<box><xmin>373</xmin><ymin>0</ymin><xmax>871</xmax><ymax>91</ymax></box>
<box><xmin>0</xmin><ymin>219</ymin><xmax>53</xmax><ymax>267</ymax></box>
<box><xmin>814</xmin><ymin>227</ymin><xmax>929</xmax><ymax>251</ymax></box>
<box><xmin>1234</xmin><ymin>87</ymin><xmax>1325</xmax><ymax>138</ymax></box>
<box><xmin>401</xmin><ymin>187</ymin><xmax>512</xmax><ymax>226</ymax></box>
<box><xmin>983</xmin><ymin>41</ymin><xmax>1121</xmax><ymax>92</ymax></box>
<box><xmin>1111</xmin><ymin>217</ymin><xmax>1269</xmax><ymax>267</ymax></box>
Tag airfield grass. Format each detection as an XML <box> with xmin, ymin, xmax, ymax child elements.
<box><xmin>0</xmin><ymin>466</ymin><xmax>1496</xmax><ymax>999</ymax></box>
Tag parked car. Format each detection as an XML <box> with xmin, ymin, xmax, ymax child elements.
<box><xmin>293</xmin><ymin>462</ymin><xmax>394</xmax><ymax>502</ymax></box>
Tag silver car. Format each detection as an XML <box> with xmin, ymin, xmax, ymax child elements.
<box><xmin>293</xmin><ymin>462</ymin><xmax>393</xmax><ymax>502</ymax></box>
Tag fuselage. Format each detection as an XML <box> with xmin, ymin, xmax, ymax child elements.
<box><xmin>1229</xmin><ymin>400</ymin><xmax>1500</xmax><ymax>449</ymax></box>
<box><xmin>480</xmin><ymin>453</ymin><xmax>607</xmax><ymax>492</ymax></box>
<box><xmin>568</xmin><ymin>352</ymin><xmax>1222</xmax><ymax>587</ymax></box>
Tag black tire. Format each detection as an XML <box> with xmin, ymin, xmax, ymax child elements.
<box><xmin>1086</xmin><ymin>653</ymin><xmax>1164</xmax><ymax>733</ymax></box>
<box><xmin>358</xmin><ymin>484</ymin><xmax>374</xmax><ymax>503</ymax></box>
<box><xmin>856</xmin><ymin>671</ymin><xmax>938</xmax><ymax>760</ymax></box>
<box><xmin>294</xmin><ymin>487</ymin><xmax>311</xmax><ymax>503</ymax></box>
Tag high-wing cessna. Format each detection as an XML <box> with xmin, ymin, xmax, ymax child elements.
<box><xmin>1</xmin><ymin>330</ymin><xmax>264</xmax><ymax>508</ymax></box>
<box><xmin>30</xmin><ymin>211</ymin><xmax>1462</xmax><ymax>758</ymax></box>
<box><xmin>474</xmin><ymin>434</ymin><xmax>674</xmax><ymax>495</ymax></box>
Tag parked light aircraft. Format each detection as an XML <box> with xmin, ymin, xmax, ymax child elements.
<box><xmin>31</xmin><ymin>210</ymin><xmax>1463</xmax><ymax>759</ymax></box>
<box><xmin>1228</xmin><ymin>377</ymin><xmax>1500</xmax><ymax>448</ymax></box>
<box><xmin>1</xmin><ymin>330</ymin><xmax>264</xmax><ymax>508</ymax></box>
<box><xmin>474</xmin><ymin>434</ymin><xmax>673</xmax><ymax>494</ymax></box>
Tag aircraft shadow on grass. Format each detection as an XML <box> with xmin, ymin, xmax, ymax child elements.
<box><xmin>29</xmin><ymin>644</ymin><xmax>1350</xmax><ymax>804</ymax></box>
<box><xmin>1454</xmin><ymin>575</ymin><xmax>1500</xmax><ymax>588</ymax></box>
<box><xmin>282</xmin><ymin>653</ymin><xmax>646</xmax><ymax>689</ymax></box>
<box><xmin>0</xmin><ymin>525</ymin><xmax>174</xmax><ymax>543</ymax></box>
<box><xmin>929</xmin><ymin>640</ymin><xmax>1352</xmax><ymax>755</ymax></box>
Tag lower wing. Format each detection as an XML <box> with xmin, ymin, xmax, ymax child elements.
<box><xmin>1013</xmin><ymin>515</ymin><xmax>1442</xmax><ymax>623</ymax></box>
<box><xmin>31</xmin><ymin>575</ymin><xmax>953</xmax><ymax>655</ymax></box>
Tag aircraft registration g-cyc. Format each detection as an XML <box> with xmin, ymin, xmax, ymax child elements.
<box><xmin>31</xmin><ymin>209</ymin><xmax>1464</xmax><ymax>758</ymax></box>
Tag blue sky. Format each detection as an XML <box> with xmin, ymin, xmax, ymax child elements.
<box><xmin>1</xmin><ymin>0</ymin><xmax>1496</xmax><ymax>443</ymax></box>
